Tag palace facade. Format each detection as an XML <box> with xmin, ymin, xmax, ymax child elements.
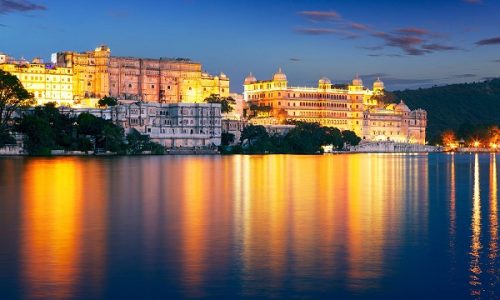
<box><xmin>244</xmin><ymin>69</ymin><xmax>427</xmax><ymax>144</ymax></box>
<box><xmin>60</xmin><ymin>102</ymin><xmax>222</xmax><ymax>148</ymax></box>
<box><xmin>0</xmin><ymin>54</ymin><xmax>73</xmax><ymax>105</ymax></box>
<box><xmin>54</xmin><ymin>45</ymin><xmax>229</xmax><ymax>104</ymax></box>
<box><xmin>1</xmin><ymin>46</ymin><xmax>230</xmax><ymax>106</ymax></box>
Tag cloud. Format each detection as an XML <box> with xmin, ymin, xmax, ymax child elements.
<box><xmin>295</xmin><ymin>27</ymin><xmax>358</xmax><ymax>39</ymax></box>
<box><xmin>348</xmin><ymin>22</ymin><xmax>369</xmax><ymax>31</ymax></box>
<box><xmin>362</xmin><ymin>73</ymin><xmax>390</xmax><ymax>78</ymax></box>
<box><xmin>421</xmin><ymin>43</ymin><xmax>460</xmax><ymax>51</ymax></box>
<box><xmin>290</xmin><ymin>58</ymin><xmax>302</xmax><ymax>62</ymax></box>
<box><xmin>0</xmin><ymin>0</ymin><xmax>46</xmax><ymax>14</ymax></box>
<box><xmin>298</xmin><ymin>10</ymin><xmax>341</xmax><ymax>22</ymax></box>
<box><xmin>294</xmin><ymin>9</ymin><xmax>457</xmax><ymax>56</ymax></box>
<box><xmin>451</xmin><ymin>74</ymin><xmax>476</xmax><ymax>78</ymax></box>
<box><xmin>395</xmin><ymin>27</ymin><xmax>430</xmax><ymax>36</ymax></box>
<box><xmin>373</xmin><ymin>32</ymin><xmax>430</xmax><ymax>55</ymax></box>
<box><xmin>383</xmin><ymin>78</ymin><xmax>436</xmax><ymax>85</ymax></box>
<box><xmin>0</xmin><ymin>23</ymin><xmax>7</xmax><ymax>27</ymax></box>
<box><xmin>361</xmin><ymin>45</ymin><xmax>384</xmax><ymax>51</ymax></box>
<box><xmin>476</xmin><ymin>37</ymin><xmax>500</xmax><ymax>46</ymax></box>
<box><xmin>493</xmin><ymin>60</ymin><xmax>500</xmax><ymax>63</ymax></box>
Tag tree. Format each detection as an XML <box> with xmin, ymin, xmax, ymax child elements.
<box><xmin>221</xmin><ymin>132</ymin><xmax>235</xmax><ymax>146</ymax></box>
<box><xmin>0</xmin><ymin>70</ymin><xmax>35</xmax><ymax>146</ymax></box>
<box><xmin>342</xmin><ymin>130</ymin><xmax>361</xmax><ymax>147</ymax></box>
<box><xmin>98</xmin><ymin>96</ymin><xmax>118</xmax><ymax>107</ymax></box>
<box><xmin>204</xmin><ymin>94</ymin><xmax>236</xmax><ymax>113</ymax></box>
<box><xmin>285</xmin><ymin>122</ymin><xmax>341</xmax><ymax>154</ymax></box>
<box><xmin>126</xmin><ymin>129</ymin><xmax>165</xmax><ymax>155</ymax></box>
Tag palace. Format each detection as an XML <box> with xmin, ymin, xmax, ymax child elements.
<box><xmin>0</xmin><ymin>54</ymin><xmax>74</xmax><ymax>106</ymax></box>
<box><xmin>1</xmin><ymin>46</ymin><xmax>230</xmax><ymax>107</ymax></box>
<box><xmin>54</xmin><ymin>45</ymin><xmax>229</xmax><ymax>104</ymax></box>
<box><xmin>244</xmin><ymin>69</ymin><xmax>427</xmax><ymax>144</ymax></box>
<box><xmin>59</xmin><ymin>102</ymin><xmax>222</xmax><ymax>149</ymax></box>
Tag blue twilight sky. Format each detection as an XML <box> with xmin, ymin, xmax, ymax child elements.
<box><xmin>1</xmin><ymin>0</ymin><xmax>500</xmax><ymax>92</ymax></box>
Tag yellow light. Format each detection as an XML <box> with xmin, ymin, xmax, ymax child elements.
<box><xmin>473</xmin><ymin>141</ymin><xmax>480</xmax><ymax>148</ymax></box>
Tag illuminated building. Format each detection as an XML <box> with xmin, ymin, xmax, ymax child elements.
<box><xmin>55</xmin><ymin>45</ymin><xmax>229</xmax><ymax>104</ymax></box>
<box><xmin>0</xmin><ymin>54</ymin><xmax>73</xmax><ymax>106</ymax></box>
<box><xmin>243</xmin><ymin>69</ymin><xmax>427</xmax><ymax>144</ymax></box>
<box><xmin>59</xmin><ymin>102</ymin><xmax>222</xmax><ymax>149</ymax></box>
<box><xmin>53</xmin><ymin>45</ymin><xmax>110</xmax><ymax>100</ymax></box>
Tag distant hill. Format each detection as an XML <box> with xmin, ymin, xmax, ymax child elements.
<box><xmin>391</xmin><ymin>79</ymin><xmax>500</xmax><ymax>141</ymax></box>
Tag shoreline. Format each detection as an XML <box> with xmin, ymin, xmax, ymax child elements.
<box><xmin>1</xmin><ymin>150</ymin><xmax>499</xmax><ymax>157</ymax></box>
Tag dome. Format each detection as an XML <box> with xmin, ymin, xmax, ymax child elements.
<box><xmin>352</xmin><ymin>74</ymin><xmax>363</xmax><ymax>86</ymax></box>
<box><xmin>201</xmin><ymin>71</ymin><xmax>209</xmax><ymax>77</ymax></box>
<box><xmin>273</xmin><ymin>68</ymin><xmax>287</xmax><ymax>81</ymax></box>
<box><xmin>319</xmin><ymin>77</ymin><xmax>331</xmax><ymax>85</ymax></box>
<box><xmin>373</xmin><ymin>77</ymin><xmax>384</xmax><ymax>90</ymax></box>
<box><xmin>395</xmin><ymin>100</ymin><xmax>411</xmax><ymax>112</ymax></box>
<box><xmin>244</xmin><ymin>72</ymin><xmax>257</xmax><ymax>84</ymax></box>
<box><xmin>219</xmin><ymin>72</ymin><xmax>227</xmax><ymax>79</ymax></box>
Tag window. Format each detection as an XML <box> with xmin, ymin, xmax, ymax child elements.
<box><xmin>129</xmin><ymin>84</ymin><xmax>132</xmax><ymax>88</ymax></box>
<box><xmin>151</xmin><ymin>85</ymin><xmax>155</xmax><ymax>89</ymax></box>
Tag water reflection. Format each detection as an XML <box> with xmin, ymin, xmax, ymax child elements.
<box><xmin>19</xmin><ymin>159</ymin><xmax>108</xmax><ymax>300</ymax></box>
<box><xmin>488</xmin><ymin>154</ymin><xmax>498</xmax><ymax>298</ymax></box>
<box><xmin>469</xmin><ymin>154</ymin><xmax>483</xmax><ymax>297</ymax></box>
<box><xmin>448</xmin><ymin>154</ymin><xmax>456</xmax><ymax>267</ymax></box>
<box><xmin>0</xmin><ymin>154</ymin><xmax>497</xmax><ymax>299</ymax></box>
<box><xmin>20</xmin><ymin>159</ymin><xmax>84</xmax><ymax>299</ymax></box>
<box><xmin>231</xmin><ymin>155</ymin><xmax>429</xmax><ymax>296</ymax></box>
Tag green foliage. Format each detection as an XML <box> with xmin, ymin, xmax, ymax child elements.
<box><xmin>0</xmin><ymin>69</ymin><xmax>35</xmax><ymax>141</ymax></box>
<box><xmin>392</xmin><ymin>78</ymin><xmax>500</xmax><ymax>141</ymax></box>
<box><xmin>342</xmin><ymin>130</ymin><xmax>361</xmax><ymax>146</ymax></box>
<box><xmin>16</xmin><ymin>106</ymin><xmax>127</xmax><ymax>155</ymax></box>
<box><xmin>285</xmin><ymin>122</ymin><xmax>339</xmax><ymax>154</ymax></box>
<box><xmin>98</xmin><ymin>96</ymin><xmax>118</xmax><ymax>107</ymax></box>
<box><xmin>240</xmin><ymin>125</ymin><xmax>273</xmax><ymax>153</ymax></box>
<box><xmin>237</xmin><ymin>122</ymin><xmax>360</xmax><ymax>154</ymax></box>
<box><xmin>221</xmin><ymin>132</ymin><xmax>235</xmax><ymax>146</ymax></box>
<box><xmin>17</xmin><ymin>113</ymin><xmax>56</xmax><ymax>155</ymax></box>
<box><xmin>126</xmin><ymin>128</ymin><xmax>165</xmax><ymax>155</ymax></box>
<box><xmin>0</xmin><ymin>131</ymin><xmax>15</xmax><ymax>147</ymax></box>
<box><xmin>204</xmin><ymin>94</ymin><xmax>235</xmax><ymax>113</ymax></box>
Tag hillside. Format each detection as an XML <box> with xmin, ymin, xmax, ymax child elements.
<box><xmin>391</xmin><ymin>79</ymin><xmax>500</xmax><ymax>141</ymax></box>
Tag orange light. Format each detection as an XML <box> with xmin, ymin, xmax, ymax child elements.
<box><xmin>473</xmin><ymin>141</ymin><xmax>480</xmax><ymax>148</ymax></box>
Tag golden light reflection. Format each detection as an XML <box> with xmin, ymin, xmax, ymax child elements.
<box><xmin>488</xmin><ymin>154</ymin><xmax>498</xmax><ymax>297</ymax></box>
<box><xmin>469</xmin><ymin>154</ymin><xmax>483</xmax><ymax>297</ymax></box>
<box><xmin>449</xmin><ymin>154</ymin><xmax>457</xmax><ymax>264</ymax></box>
<box><xmin>232</xmin><ymin>154</ymin><xmax>428</xmax><ymax>296</ymax></box>
<box><xmin>21</xmin><ymin>159</ymin><xmax>83</xmax><ymax>300</ymax></box>
<box><xmin>181</xmin><ymin>158</ymin><xmax>207</xmax><ymax>298</ymax></box>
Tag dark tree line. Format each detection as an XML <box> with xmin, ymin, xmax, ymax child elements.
<box><xmin>391</xmin><ymin>78</ymin><xmax>500</xmax><ymax>143</ymax></box>
<box><xmin>223</xmin><ymin>122</ymin><xmax>361</xmax><ymax>154</ymax></box>
<box><xmin>15</xmin><ymin>104</ymin><xmax>164</xmax><ymax>155</ymax></box>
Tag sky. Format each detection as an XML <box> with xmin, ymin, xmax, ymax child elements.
<box><xmin>1</xmin><ymin>0</ymin><xmax>500</xmax><ymax>92</ymax></box>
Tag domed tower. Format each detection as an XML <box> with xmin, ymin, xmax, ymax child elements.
<box><xmin>318</xmin><ymin>77</ymin><xmax>331</xmax><ymax>90</ymax></box>
<box><xmin>244</xmin><ymin>72</ymin><xmax>257</xmax><ymax>84</ymax></box>
<box><xmin>373</xmin><ymin>77</ymin><xmax>385</xmax><ymax>92</ymax></box>
<box><xmin>352</xmin><ymin>74</ymin><xmax>363</xmax><ymax>87</ymax></box>
<box><xmin>273</xmin><ymin>68</ymin><xmax>287</xmax><ymax>82</ymax></box>
<box><xmin>349</xmin><ymin>74</ymin><xmax>364</xmax><ymax>93</ymax></box>
<box><xmin>272</xmin><ymin>68</ymin><xmax>287</xmax><ymax>88</ymax></box>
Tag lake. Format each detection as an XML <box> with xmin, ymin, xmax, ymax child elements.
<box><xmin>0</xmin><ymin>154</ymin><xmax>498</xmax><ymax>299</ymax></box>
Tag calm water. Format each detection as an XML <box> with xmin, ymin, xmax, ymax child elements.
<box><xmin>0</xmin><ymin>154</ymin><xmax>498</xmax><ymax>299</ymax></box>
